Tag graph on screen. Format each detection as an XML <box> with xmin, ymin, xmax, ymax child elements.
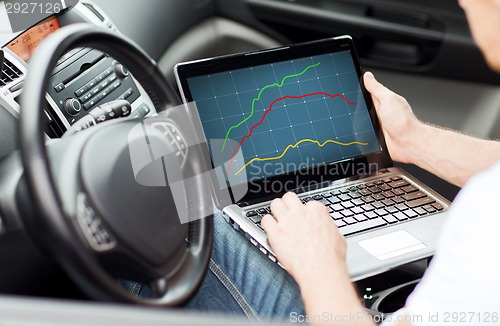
<box><xmin>234</xmin><ymin>138</ymin><xmax>369</xmax><ymax>176</ymax></box>
<box><xmin>188</xmin><ymin>51</ymin><xmax>381</xmax><ymax>182</ymax></box>
<box><xmin>221</xmin><ymin>61</ymin><xmax>321</xmax><ymax>152</ymax></box>
<box><xmin>226</xmin><ymin>91</ymin><xmax>359</xmax><ymax>174</ymax></box>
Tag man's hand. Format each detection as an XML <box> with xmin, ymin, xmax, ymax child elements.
<box><xmin>261</xmin><ymin>192</ymin><xmax>346</xmax><ymax>285</ymax></box>
<box><xmin>363</xmin><ymin>71</ymin><xmax>422</xmax><ymax>164</ymax></box>
<box><xmin>262</xmin><ymin>193</ymin><xmax>373</xmax><ymax>325</ymax></box>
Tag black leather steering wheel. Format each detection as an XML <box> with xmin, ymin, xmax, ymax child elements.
<box><xmin>19</xmin><ymin>24</ymin><xmax>213</xmax><ymax>306</ymax></box>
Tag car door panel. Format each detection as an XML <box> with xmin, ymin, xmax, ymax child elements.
<box><xmin>245</xmin><ymin>0</ymin><xmax>500</xmax><ymax>85</ymax></box>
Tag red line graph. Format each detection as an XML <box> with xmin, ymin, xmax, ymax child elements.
<box><xmin>226</xmin><ymin>92</ymin><xmax>356</xmax><ymax>174</ymax></box>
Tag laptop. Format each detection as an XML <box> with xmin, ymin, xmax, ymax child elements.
<box><xmin>174</xmin><ymin>36</ymin><xmax>450</xmax><ymax>281</ymax></box>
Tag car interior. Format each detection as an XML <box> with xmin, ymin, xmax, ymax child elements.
<box><xmin>1</xmin><ymin>0</ymin><xmax>499</xmax><ymax>324</ymax></box>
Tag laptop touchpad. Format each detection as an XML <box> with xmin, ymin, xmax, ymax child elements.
<box><xmin>359</xmin><ymin>230</ymin><xmax>426</xmax><ymax>261</ymax></box>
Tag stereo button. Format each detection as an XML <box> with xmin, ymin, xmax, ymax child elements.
<box><xmin>108</xmin><ymin>74</ymin><xmax>117</xmax><ymax>83</ymax></box>
<box><xmin>75</xmin><ymin>86</ymin><xmax>87</xmax><ymax>97</ymax></box>
<box><xmin>114</xmin><ymin>63</ymin><xmax>129</xmax><ymax>79</ymax></box>
<box><xmin>86</xmin><ymin>78</ymin><xmax>98</xmax><ymax>89</ymax></box>
<box><xmin>54</xmin><ymin>83</ymin><xmax>65</xmax><ymax>93</ymax></box>
<box><xmin>99</xmin><ymin>79</ymin><xmax>110</xmax><ymax>90</ymax></box>
<box><xmin>96</xmin><ymin>68</ymin><xmax>111</xmax><ymax>82</ymax></box>
<box><xmin>91</xmin><ymin>86</ymin><xmax>101</xmax><ymax>96</ymax></box>
<box><xmin>100</xmin><ymin>88</ymin><xmax>110</xmax><ymax>99</ymax></box>
<box><xmin>96</xmin><ymin>68</ymin><xmax>112</xmax><ymax>82</ymax></box>
<box><xmin>111</xmin><ymin>80</ymin><xmax>121</xmax><ymax>90</ymax></box>
<box><xmin>124</xmin><ymin>88</ymin><xmax>133</xmax><ymax>99</ymax></box>
<box><xmin>84</xmin><ymin>96</ymin><xmax>102</xmax><ymax>110</ymax></box>
<box><xmin>64</xmin><ymin>98</ymin><xmax>82</xmax><ymax>116</ymax></box>
<box><xmin>80</xmin><ymin>92</ymin><xmax>93</xmax><ymax>103</ymax></box>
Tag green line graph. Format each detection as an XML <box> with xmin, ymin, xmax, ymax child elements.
<box><xmin>220</xmin><ymin>61</ymin><xmax>321</xmax><ymax>152</ymax></box>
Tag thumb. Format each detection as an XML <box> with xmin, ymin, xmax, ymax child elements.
<box><xmin>364</xmin><ymin>71</ymin><xmax>393</xmax><ymax>103</ymax></box>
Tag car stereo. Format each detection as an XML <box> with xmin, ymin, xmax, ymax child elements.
<box><xmin>46</xmin><ymin>48</ymin><xmax>142</xmax><ymax>125</ymax></box>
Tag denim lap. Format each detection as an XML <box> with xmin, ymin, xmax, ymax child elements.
<box><xmin>185</xmin><ymin>211</ymin><xmax>305</xmax><ymax>322</ymax></box>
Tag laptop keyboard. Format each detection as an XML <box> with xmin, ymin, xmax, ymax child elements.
<box><xmin>245</xmin><ymin>176</ymin><xmax>444</xmax><ymax>237</ymax></box>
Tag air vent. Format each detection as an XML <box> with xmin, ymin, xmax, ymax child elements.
<box><xmin>0</xmin><ymin>57</ymin><xmax>24</xmax><ymax>87</ymax></box>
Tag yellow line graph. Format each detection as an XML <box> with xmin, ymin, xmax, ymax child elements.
<box><xmin>234</xmin><ymin>138</ymin><xmax>369</xmax><ymax>176</ymax></box>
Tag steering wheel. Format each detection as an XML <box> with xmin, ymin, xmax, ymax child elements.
<box><xmin>18</xmin><ymin>24</ymin><xmax>213</xmax><ymax>306</ymax></box>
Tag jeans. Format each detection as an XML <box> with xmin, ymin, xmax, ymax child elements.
<box><xmin>119</xmin><ymin>210</ymin><xmax>305</xmax><ymax>322</ymax></box>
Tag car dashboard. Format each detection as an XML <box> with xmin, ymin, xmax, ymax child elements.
<box><xmin>0</xmin><ymin>0</ymin><xmax>156</xmax><ymax>139</ymax></box>
<box><xmin>0</xmin><ymin>0</ymin><xmax>161</xmax><ymax>296</ymax></box>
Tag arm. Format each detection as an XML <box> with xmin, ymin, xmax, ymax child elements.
<box><xmin>262</xmin><ymin>193</ymin><xmax>413</xmax><ymax>326</ymax></box>
<box><xmin>364</xmin><ymin>72</ymin><xmax>500</xmax><ymax>187</ymax></box>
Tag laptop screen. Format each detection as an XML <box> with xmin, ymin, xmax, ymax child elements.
<box><xmin>176</xmin><ymin>36</ymin><xmax>391</xmax><ymax>205</ymax></box>
<box><xmin>186</xmin><ymin>51</ymin><xmax>381</xmax><ymax>182</ymax></box>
